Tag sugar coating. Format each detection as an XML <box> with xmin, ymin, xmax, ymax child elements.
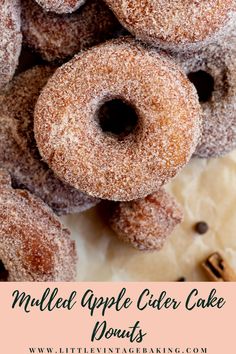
<box><xmin>171</xmin><ymin>31</ymin><xmax>236</xmax><ymax>158</ymax></box>
<box><xmin>104</xmin><ymin>0</ymin><xmax>236</xmax><ymax>50</ymax></box>
<box><xmin>0</xmin><ymin>169</ymin><xmax>77</xmax><ymax>281</ymax></box>
<box><xmin>109</xmin><ymin>189</ymin><xmax>183</xmax><ymax>251</ymax></box>
<box><xmin>35</xmin><ymin>0</ymin><xmax>85</xmax><ymax>14</ymax></box>
<box><xmin>0</xmin><ymin>66</ymin><xmax>99</xmax><ymax>215</ymax></box>
<box><xmin>34</xmin><ymin>38</ymin><xmax>202</xmax><ymax>201</ymax></box>
<box><xmin>21</xmin><ymin>0</ymin><xmax>121</xmax><ymax>62</ymax></box>
<box><xmin>0</xmin><ymin>0</ymin><xmax>22</xmax><ymax>89</ymax></box>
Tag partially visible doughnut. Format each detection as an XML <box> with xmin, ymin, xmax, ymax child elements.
<box><xmin>104</xmin><ymin>0</ymin><xmax>236</xmax><ymax>50</ymax></box>
<box><xmin>34</xmin><ymin>38</ymin><xmax>201</xmax><ymax>201</ymax></box>
<box><xmin>21</xmin><ymin>0</ymin><xmax>121</xmax><ymax>62</ymax></box>
<box><xmin>172</xmin><ymin>35</ymin><xmax>236</xmax><ymax>158</ymax></box>
<box><xmin>109</xmin><ymin>189</ymin><xmax>183</xmax><ymax>251</ymax></box>
<box><xmin>35</xmin><ymin>0</ymin><xmax>85</xmax><ymax>14</ymax></box>
<box><xmin>0</xmin><ymin>169</ymin><xmax>76</xmax><ymax>281</ymax></box>
<box><xmin>0</xmin><ymin>0</ymin><xmax>22</xmax><ymax>89</ymax></box>
<box><xmin>0</xmin><ymin>66</ymin><xmax>99</xmax><ymax>215</ymax></box>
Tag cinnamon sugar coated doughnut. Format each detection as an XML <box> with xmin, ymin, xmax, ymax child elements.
<box><xmin>172</xmin><ymin>34</ymin><xmax>236</xmax><ymax>158</ymax></box>
<box><xmin>35</xmin><ymin>0</ymin><xmax>85</xmax><ymax>13</ymax></box>
<box><xmin>0</xmin><ymin>169</ymin><xmax>76</xmax><ymax>281</ymax></box>
<box><xmin>109</xmin><ymin>189</ymin><xmax>184</xmax><ymax>251</ymax></box>
<box><xmin>21</xmin><ymin>0</ymin><xmax>121</xmax><ymax>62</ymax></box>
<box><xmin>0</xmin><ymin>66</ymin><xmax>99</xmax><ymax>215</ymax></box>
<box><xmin>0</xmin><ymin>0</ymin><xmax>22</xmax><ymax>89</ymax></box>
<box><xmin>34</xmin><ymin>39</ymin><xmax>201</xmax><ymax>201</ymax></box>
<box><xmin>104</xmin><ymin>0</ymin><xmax>236</xmax><ymax>49</ymax></box>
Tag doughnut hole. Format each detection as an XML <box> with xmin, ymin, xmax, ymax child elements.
<box><xmin>0</xmin><ymin>260</ymin><xmax>9</xmax><ymax>281</ymax></box>
<box><xmin>97</xmin><ymin>98</ymin><xmax>139</xmax><ymax>138</ymax></box>
<box><xmin>188</xmin><ymin>70</ymin><xmax>215</xmax><ymax>103</ymax></box>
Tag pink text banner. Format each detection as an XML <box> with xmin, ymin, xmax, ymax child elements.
<box><xmin>0</xmin><ymin>283</ymin><xmax>234</xmax><ymax>354</ymax></box>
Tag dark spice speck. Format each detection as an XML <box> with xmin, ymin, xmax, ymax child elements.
<box><xmin>177</xmin><ymin>277</ymin><xmax>186</xmax><ymax>282</ymax></box>
<box><xmin>194</xmin><ymin>221</ymin><xmax>209</xmax><ymax>235</ymax></box>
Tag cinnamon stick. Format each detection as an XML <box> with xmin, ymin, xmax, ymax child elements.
<box><xmin>201</xmin><ymin>252</ymin><xmax>236</xmax><ymax>282</ymax></box>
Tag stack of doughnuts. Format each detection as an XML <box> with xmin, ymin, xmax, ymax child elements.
<box><xmin>0</xmin><ymin>0</ymin><xmax>236</xmax><ymax>281</ymax></box>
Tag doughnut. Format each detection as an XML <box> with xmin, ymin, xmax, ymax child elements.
<box><xmin>0</xmin><ymin>0</ymin><xmax>22</xmax><ymax>89</ymax></box>
<box><xmin>0</xmin><ymin>169</ymin><xmax>76</xmax><ymax>281</ymax></box>
<box><xmin>35</xmin><ymin>0</ymin><xmax>85</xmax><ymax>14</ymax></box>
<box><xmin>21</xmin><ymin>0</ymin><xmax>121</xmax><ymax>62</ymax></box>
<box><xmin>109</xmin><ymin>189</ymin><xmax>183</xmax><ymax>251</ymax></box>
<box><xmin>172</xmin><ymin>35</ymin><xmax>236</xmax><ymax>158</ymax></box>
<box><xmin>104</xmin><ymin>0</ymin><xmax>236</xmax><ymax>50</ymax></box>
<box><xmin>34</xmin><ymin>38</ymin><xmax>202</xmax><ymax>201</ymax></box>
<box><xmin>0</xmin><ymin>66</ymin><xmax>99</xmax><ymax>215</ymax></box>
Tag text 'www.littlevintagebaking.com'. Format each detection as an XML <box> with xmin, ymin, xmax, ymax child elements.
<box><xmin>28</xmin><ymin>347</ymin><xmax>208</xmax><ymax>354</ymax></box>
